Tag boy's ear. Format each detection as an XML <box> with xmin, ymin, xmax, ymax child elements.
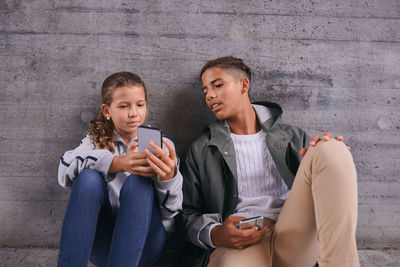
<box><xmin>101</xmin><ymin>104</ymin><xmax>110</xmax><ymax>118</ymax></box>
<box><xmin>240</xmin><ymin>77</ymin><xmax>250</xmax><ymax>94</ymax></box>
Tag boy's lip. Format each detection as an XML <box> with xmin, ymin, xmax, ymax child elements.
<box><xmin>211</xmin><ymin>104</ymin><xmax>222</xmax><ymax>113</ymax></box>
<box><xmin>209</xmin><ymin>101</ymin><xmax>222</xmax><ymax>112</ymax></box>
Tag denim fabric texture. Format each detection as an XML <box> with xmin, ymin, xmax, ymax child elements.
<box><xmin>58</xmin><ymin>169</ymin><xmax>166</xmax><ymax>267</ymax></box>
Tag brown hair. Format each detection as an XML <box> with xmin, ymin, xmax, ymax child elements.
<box><xmin>87</xmin><ymin>71</ymin><xmax>147</xmax><ymax>153</ymax></box>
<box><xmin>199</xmin><ymin>56</ymin><xmax>252</xmax><ymax>82</ymax></box>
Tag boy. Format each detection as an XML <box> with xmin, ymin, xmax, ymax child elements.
<box><xmin>181</xmin><ymin>56</ymin><xmax>359</xmax><ymax>267</ymax></box>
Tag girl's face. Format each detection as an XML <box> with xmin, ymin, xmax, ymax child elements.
<box><xmin>102</xmin><ymin>86</ymin><xmax>147</xmax><ymax>143</ymax></box>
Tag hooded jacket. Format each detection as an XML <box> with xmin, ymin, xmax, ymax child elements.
<box><xmin>181</xmin><ymin>102</ymin><xmax>310</xmax><ymax>266</ymax></box>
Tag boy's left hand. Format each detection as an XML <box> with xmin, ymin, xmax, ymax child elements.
<box><xmin>144</xmin><ymin>138</ymin><xmax>177</xmax><ymax>181</ymax></box>
<box><xmin>299</xmin><ymin>132</ymin><xmax>351</xmax><ymax>157</ymax></box>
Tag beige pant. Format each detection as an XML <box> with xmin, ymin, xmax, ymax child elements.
<box><xmin>208</xmin><ymin>140</ymin><xmax>359</xmax><ymax>267</ymax></box>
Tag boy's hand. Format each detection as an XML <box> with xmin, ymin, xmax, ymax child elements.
<box><xmin>210</xmin><ymin>216</ymin><xmax>269</xmax><ymax>249</ymax></box>
<box><xmin>299</xmin><ymin>132</ymin><xmax>351</xmax><ymax>157</ymax></box>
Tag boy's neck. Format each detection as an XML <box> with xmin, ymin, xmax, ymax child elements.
<box><xmin>227</xmin><ymin>102</ymin><xmax>261</xmax><ymax>135</ymax></box>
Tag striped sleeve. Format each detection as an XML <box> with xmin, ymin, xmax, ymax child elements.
<box><xmin>58</xmin><ymin>136</ymin><xmax>116</xmax><ymax>187</ymax></box>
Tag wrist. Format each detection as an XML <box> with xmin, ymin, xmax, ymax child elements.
<box><xmin>210</xmin><ymin>224</ymin><xmax>221</xmax><ymax>246</ymax></box>
<box><xmin>109</xmin><ymin>155</ymin><xmax>125</xmax><ymax>173</ymax></box>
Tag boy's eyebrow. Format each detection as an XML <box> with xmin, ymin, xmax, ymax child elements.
<box><xmin>203</xmin><ymin>78</ymin><xmax>222</xmax><ymax>90</ymax></box>
<box><xmin>210</xmin><ymin>78</ymin><xmax>222</xmax><ymax>84</ymax></box>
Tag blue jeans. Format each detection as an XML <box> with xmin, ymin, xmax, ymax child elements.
<box><xmin>58</xmin><ymin>170</ymin><xmax>166</xmax><ymax>267</ymax></box>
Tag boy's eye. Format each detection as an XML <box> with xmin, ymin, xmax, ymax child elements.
<box><xmin>215</xmin><ymin>83</ymin><xmax>222</xmax><ymax>88</ymax></box>
<box><xmin>202</xmin><ymin>90</ymin><xmax>207</xmax><ymax>96</ymax></box>
<box><xmin>120</xmin><ymin>105</ymin><xmax>128</xmax><ymax>108</ymax></box>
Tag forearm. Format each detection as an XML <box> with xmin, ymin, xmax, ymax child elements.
<box><xmin>108</xmin><ymin>155</ymin><xmax>126</xmax><ymax>174</ymax></box>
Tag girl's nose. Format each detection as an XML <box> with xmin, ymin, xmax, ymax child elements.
<box><xmin>128</xmin><ymin>107</ymin><xmax>137</xmax><ymax>117</ymax></box>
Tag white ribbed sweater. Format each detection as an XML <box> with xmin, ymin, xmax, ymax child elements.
<box><xmin>230</xmin><ymin>130</ymin><xmax>289</xmax><ymax>220</ymax></box>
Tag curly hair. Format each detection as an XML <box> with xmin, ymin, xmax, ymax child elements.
<box><xmin>87</xmin><ymin>72</ymin><xmax>147</xmax><ymax>153</ymax></box>
<box><xmin>199</xmin><ymin>56</ymin><xmax>252</xmax><ymax>82</ymax></box>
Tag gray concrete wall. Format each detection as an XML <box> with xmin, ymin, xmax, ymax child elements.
<box><xmin>0</xmin><ymin>0</ymin><xmax>399</xmax><ymax>249</ymax></box>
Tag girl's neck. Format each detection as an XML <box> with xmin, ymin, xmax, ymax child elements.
<box><xmin>227</xmin><ymin>103</ymin><xmax>261</xmax><ymax>135</ymax></box>
<box><xmin>118</xmin><ymin>131</ymin><xmax>137</xmax><ymax>145</ymax></box>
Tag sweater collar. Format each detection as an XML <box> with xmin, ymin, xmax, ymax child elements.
<box><xmin>112</xmin><ymin>130</ymin><xmax>137</xmax><ymax>147</ymax></box>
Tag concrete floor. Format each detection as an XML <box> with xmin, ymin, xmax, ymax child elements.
<box><xmin>0</xmin><ymin>248</ymin><xmax>399</xmax><ymax>267</ymax></box>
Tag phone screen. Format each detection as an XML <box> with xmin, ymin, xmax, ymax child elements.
<box><xmin>138</xmin><ymin>125</ymin><xmax>162</xmax><ymax>153</ymax></box>
<box><xmin>236</xmin><ymin>216</ymin><xmax>264</xmax><ymax>230</ymax></box>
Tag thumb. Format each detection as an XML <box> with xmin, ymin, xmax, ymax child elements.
<box><xmin>226</xmin><ymin>216</ymin><xmax>245</xmax><ymax>224</ymax></box>
<box><xmin>128</xmin><ymin>141</ymin><xmax>138</xmax><ymax>152</ymax></box>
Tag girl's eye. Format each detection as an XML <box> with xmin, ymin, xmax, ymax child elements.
<box><xmin>120</xmin><ymin>105</ymin><xmax>128</xmax><ymax>108</ymax></box>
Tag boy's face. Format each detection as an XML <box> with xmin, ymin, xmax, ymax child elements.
<box><xmin>201</xmin><ymin>67</ymin><xmax>248</xmax><ymax>120</ymax></box>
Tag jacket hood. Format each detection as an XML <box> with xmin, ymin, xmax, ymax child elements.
<box><xmin>205</xmin><ymin>101</ymin><xmax>283</xmax><ymax>146</ymax></box>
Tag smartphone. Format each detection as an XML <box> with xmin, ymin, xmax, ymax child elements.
<box><xmin>138</xmin><ymin>125</ymin><xmax>162</xmax><ymax>153</ymax></box>
<box><xmin>235</xmin><ymin>216</ymin><xmax>264</xmax><ymax>230</ymax></box>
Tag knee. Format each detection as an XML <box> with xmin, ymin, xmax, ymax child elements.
<box><xmin>73</xmin><ymin>169</ymin><xmax>106</xmax><ymax>197</ymax></box>
<box><xmin>310</xmin><ymin>139</ymin><xmax>356</xmax><ymax>176</ymax></box>
<box><xmin>120</xmin><ymin>175</ymin><xmax>154</xmax><ymax>198</ymax></box>
<box><xmin>313</xmin><ymin>139</ymin><xmax>352</xmax><ymax>161</ymax></box>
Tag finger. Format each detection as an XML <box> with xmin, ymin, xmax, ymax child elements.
<box><xmin>335</xmin><ymin>135</ymin><xmax>343</xmax><ymax>141</ymax></box>
<box><xmin>149</xmin><ymin>142</ymin><xmax>170</xmax><ymax>162</ymax></box>
<box><xmin>226</xmin><ymin>216</ymin><xmax>246</xmax><ymax>224</ymax></box>
<box><xmin>234</xmin><ymin>233</ymin><xmax>265</xmax><ymax>248</ymax></box>
<box><xmin>129</xmin><ymin>158</ymin><xmax>148</xmax><ymax>166</ymax></box>
<box><xmin>147</xmin><ymin>158</ymin><xmax>167</xmax><ymax>178</ymax></box>
<box><xmin>131</xmin><ymin>165</ymin><xmax>154</xmax><ymax>173</ymax></box>
<box><xmin>240</xmin><ymin>226</ymin><xmax>260</xmax><ymax>236</ymax></box>
<box><xmin>309</xmin><ymin>136</ymin><xmax>320</xmax><ymax>146</ymax></box>
<box><xmin>131</xmin><ymin>171</ymin><xmax>155</xmax><ymax>177</ymax></box>
<box><xmin>163</xmin><ymin>138</ymin><xmax>177</xmax><ymax>160</ymax></box>
<box><xmin>299</xmin><ymin>148</ymin><xmax>307</xmax><ymax>157</ymax></box>
<box><xmin>128</xmin><ymin>141</ymin><xmax>138</xmax><ymax>151</ymax></box>
<box><xmin>129</xmin><ymin>152</ymin><xmax>148</xmax><ymax>159</ymax></box>
<box><xmin>323</xmin><ymin>132</ymin><xmax>331</xmax><ymax>141</ymax></box>
<box><xmin>145</xmin><ymin>149</ymin><xmax>173</xmax><ymax>174</ymax></box>
<box><xmin>347</xmin><ymin>146</ymin><xmax>351</xmax><ymax>150</ymax></box>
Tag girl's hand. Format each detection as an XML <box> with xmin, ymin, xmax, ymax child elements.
<box><xmin>109</xmin><ymin>141</ymin><xmax>155</xmax><ymax>177</ymax></box>
<box><xmin>144</xmin><ymin>138</ymin><xmax>177</xmax><ymax>181</ymax></box>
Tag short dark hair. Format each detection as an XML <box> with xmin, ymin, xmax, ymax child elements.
<box><xmin>200</xmin><ymin>56</ymin><xmax>251</xmax><ymax>82</ymax></box>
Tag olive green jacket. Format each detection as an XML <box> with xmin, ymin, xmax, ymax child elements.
<box><xmin>181</xmin><ymin>102</ymin><xmax>310</xmax><ymax>267</ymax></box>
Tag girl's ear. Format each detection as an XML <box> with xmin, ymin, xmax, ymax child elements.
<box><xmin>240</xmin><ymin>77</ymin><xmax>250</xmax><ymax>94</ymax></box>
<box><xmin>101</xmin><ymin>104</ymin><xmax>111</xmax><ymax>119</ymax></box>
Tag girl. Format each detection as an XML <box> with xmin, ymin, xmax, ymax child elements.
<box><xmin>57</xmin><ymin>72</ymin><xmax>182</xmax><ymax>267</ymax></box>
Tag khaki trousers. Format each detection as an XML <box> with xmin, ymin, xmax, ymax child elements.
<box><xmin>208</xmin><ymin>140</ymin><xmax>359</xmax><ymax>267</ymax></box>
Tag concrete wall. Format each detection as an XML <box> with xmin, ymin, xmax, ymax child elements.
<box><xmin>1</xmin><ymin>0</ymin><xmax>399</xmax><ymax>249</ymax></box>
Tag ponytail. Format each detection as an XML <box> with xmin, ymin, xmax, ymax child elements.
<box><xmin>88</xmin><ymin>111</ymin><xmax>116</xmax><ymax>153</ymax></box>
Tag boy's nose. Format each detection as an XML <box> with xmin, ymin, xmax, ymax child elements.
<box><xmin>206</xmin><ymin>89</ymin><xmax>216</xmax><ymax>100</ymax></box>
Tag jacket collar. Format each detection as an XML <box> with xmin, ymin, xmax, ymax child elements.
<box><xmin>207</xmin><ymin>101</ymin><xmax>283</xmax><ymax>147</ymax></box>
